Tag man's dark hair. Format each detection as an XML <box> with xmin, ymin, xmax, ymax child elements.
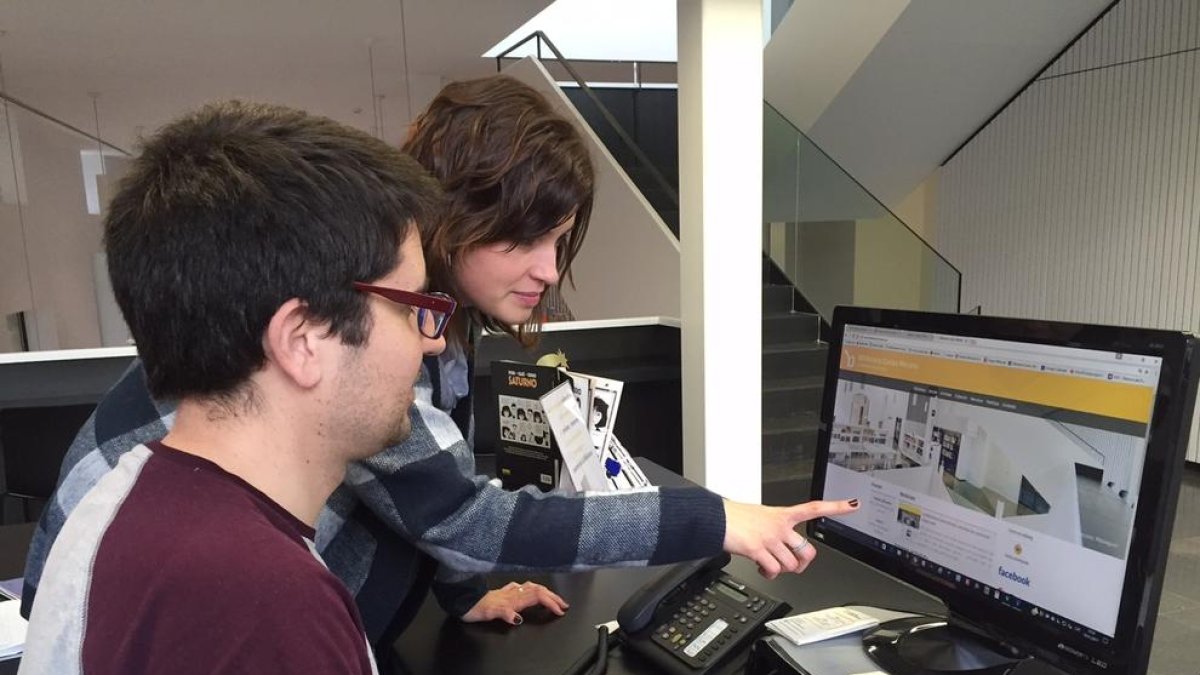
<box><xmin>105</xmin><ymin>101</ymin><xmax>442</xmax><ymax>401</ymax></box>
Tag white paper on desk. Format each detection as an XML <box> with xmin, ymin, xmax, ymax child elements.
<box><xmin>586</xmin><ymin>376</ymin><xmax>623</xmax><ymax>459</ymax></box>
<box><xmin>541</xmin><ymin>382</ymin><xmax>609</xmax><ymax>493</ymax></box>
<box><xmin>0</xmin><ymin>578</ymin><xmax>20</xmax><ymax>602</ymax></box>
<box><xmin>562</xmin><ymin>370</ymin><xmax>593</xmax><ymax>427</ymax></box>
<box><xmin>602</xmin><ymin>435</ymin><xmax>650</xmax><ymax>490</ymax></box>
<box><xmin>0</xmin><ymin>600</ymin><xmax>27</xmax><ymax>661</ymax></box>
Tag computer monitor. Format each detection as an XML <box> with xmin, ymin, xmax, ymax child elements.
<box><xmin>809</xmin><ymin>307</ymin><xmax>1198</xmax><ymax>675</ymax></box>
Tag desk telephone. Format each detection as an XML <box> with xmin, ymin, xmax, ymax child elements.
<box><xmin>617</xmin><ymin>553</ymin><xmax>790</xmax><ymax>673</ymax></box>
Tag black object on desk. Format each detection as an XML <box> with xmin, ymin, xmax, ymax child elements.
<box><xmin>616</xmin><ymin>552</ymin><xmax>790</xmax><ymax>674</ymax></box>
<box><xmin>386</xmin><ymin>459</ymin><xmax>947</xmax><ymax>675</ymax></box>
<box><xmin>808</xmin><ymin>308</ymin><xmax>1198</xmax><ymax>675</ymax></box>
<box><xmin>473</xmin><ymin>322</ymin><xmax>683</xmax><ymax>474</ymax></box>
<box><xmin>1</xmin><ymin>404</ymin><xmax>96</xmax><ymax>523</ymax></box>
<box><xmin>386</xmin><ymin>547</ymin><xmax>951</xmax><ymax>675</ymax></box>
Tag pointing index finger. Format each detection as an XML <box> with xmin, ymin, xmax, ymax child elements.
<box><xmin>791</xmin><ymin>498</ymin><xmax>860</xmax><ymax>523</ymax></box>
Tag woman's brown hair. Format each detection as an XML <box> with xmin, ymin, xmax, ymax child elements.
<box><xmin>403</xmin><ymin>74</ymin><xmax>594</xmax><ymax>347</ymax></box>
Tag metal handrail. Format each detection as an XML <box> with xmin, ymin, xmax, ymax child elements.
<box><xmin>0</xmin><ymin>91</ymin><xmax>130</xmax><ymax>156</ymax></box>
<box><xmin>495</xmin><ymin>31</ymin><xmax>679</xmax><ymax>213</ymax></box>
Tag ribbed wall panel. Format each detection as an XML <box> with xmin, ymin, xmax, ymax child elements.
<box><xmin>1044</xmin><ymin>0</ymin><xmax>1198</xmax><ymax>77</ymax></box>
<box><xmin>938</xmin><ymin>0</ymin><xmax>1200</xmax><ymax>462</ymax></box>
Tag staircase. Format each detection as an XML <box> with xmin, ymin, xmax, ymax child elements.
<box><xmin>760</xmin><ymin>282</ymin><xmax>826</xmax><ymax>505</ymax></box>
<box><xmin>560</xmin><ymin>86</ymin><xmax>680</xmax><ymax>236</ymax></box>
<box><xmin>559</xmin><ymin>80</ymin><xmax>830</xmax><ymax>502</ymax></box>
<box><xmin>510</xmin><ymin>38</ymin><xmax>958</xmax><ymax>506</ymax></box>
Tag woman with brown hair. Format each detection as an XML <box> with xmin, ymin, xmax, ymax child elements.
<box><xmin>351</xmin><ymin>74</ymin><xmax>858</xmax><ymax>649</ymax></box>
<box><xmin>25</xmin><ymin>74</ymin><xmax>857</xmax><ymax>663</ymax></box>
<box><xmin>406</xmin><ymin>74</ymin><xmax>593</xmax><ymax>347</ymax></box>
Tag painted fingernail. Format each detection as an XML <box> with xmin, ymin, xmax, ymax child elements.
<box><xmin>848</xmin><ymin>499</ymin><xmax>860</xmax><ymax>508</ymax></box>
<box><xmin>513</xmin><ymin>614</ymin><xmax>524</xmax><ymax>625</ymax></box>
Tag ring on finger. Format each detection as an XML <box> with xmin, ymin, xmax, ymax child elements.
<box><xmin>790</xmin><ymin>536</ymin><xmax>811</xmax><ymax>555</ymax></box>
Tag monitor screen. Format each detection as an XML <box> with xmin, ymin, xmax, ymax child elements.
<box><xmin>809</xmin><ymin>307</ymin><xmax>1198</xmax><ymax>675</ymax></box>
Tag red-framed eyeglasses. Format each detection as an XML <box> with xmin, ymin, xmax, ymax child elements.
<box><xmin>352</xmin><ymin>282</ymin><xmax>457</xmax><ymax>340</ymax></box>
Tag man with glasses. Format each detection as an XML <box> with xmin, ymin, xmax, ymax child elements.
<box><xmin>352</xmin><ymin>282</ymin><xmax>457</xmax><ymax>338</ymax></box>
<box><xmin>19</xmin><ymin>101</ymin><xmax>446</xmax><ymax>674</ymax></box>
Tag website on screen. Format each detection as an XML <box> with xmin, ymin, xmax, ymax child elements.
<box><xmin>820</xmin><ymin>324</ymin><xmax>1161</xmax><ymax>640</ymax></box>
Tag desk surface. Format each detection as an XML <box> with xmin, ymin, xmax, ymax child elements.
<box><xmin>0</xmin><ymin>474</ymin><xmax>948</xmax><ymax>675</ymax></box>
<box><xmin>0</xmin><ymin>523</ymin><xmax>34</xmax><ymax>580</ymax></box>
<box><xmin>387</xmin><ymin>545</ymin><xmax>947</xmax><ymax>675</ymax></box>
<box><xmin>388</xmin><ymin>460</ymin><xmax>945</xmax><ymax>674</ymax></box>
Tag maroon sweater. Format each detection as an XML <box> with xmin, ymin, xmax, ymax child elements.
<box><xmin>20</xmin><ymin>441</ymin><xmax>377</xmax><ymax>674</ymax></box>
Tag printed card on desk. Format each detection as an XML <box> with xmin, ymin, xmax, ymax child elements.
<box><xmin>0</xmin><ymin>599</ymin><xmax>26</xmax><ymax>661</ymax></box>
<box><xmin>562</xmin><ymin>370</ymin><xmax>594</xmax><ymax>428</ymax></box>
<box><xmin>602</xmin><ymin>436</ymin><xmax>650</xmax><ymax>491</ymax></box>
<box><xmin>541</xmin><ymin>382</ymin><xmax>609</xmax><ymax>493</ymax></box>
<box><xmin>0</xmin><ymin>578</ymin><xmax>20</xmax><ymax>602</ymax></box>
<box><xmin>584</xmin><ymin>375</ymin><xmax>623</xmax><ymax>458</ymax></box>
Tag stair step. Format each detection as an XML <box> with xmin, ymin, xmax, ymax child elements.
<box><xmin>761</xmin><ymin>458</ymin><xmax>815</xmax><ymax>483</ymax></box>
<box><xmin>762</xmin><ymin>425</ymin><xmax>818</xmax><ymax>464</ymax></box>
<box><xmin>762</xmin><ymin>476</ymin><xmax>815</xmax><ymax>506</ymax></box>
<box><xmin>763</xmin><ymin>409</ymin><xmax>819</xmax><ymax>433</ymax></box>
<box><xmin>763</xmin><ymin>312</ymin><xmax>820</xmax><ymax>345</ymax></box>
<box><xmin>762</xmin><ymin>341</ymin><xmax>825</xmax><ymax>354</ymax></box>
<box><xmin>763</xmin><ymin>342</ymin><xmax>828</xmax><ymax>380</ymax></box>
<box><xmin>763</xmin><ymin>377</ymin><xmax>824</xmax><ymax>421</ymax></box>
<box><xmin>762</xmin><ymin>285</ymin><xmax>794</xmax><ymax>314</ymax></box>
<box><xmin>762</xmin><ymin>375</ymin><xmax>824</xmax><ymax>393</ymax></box>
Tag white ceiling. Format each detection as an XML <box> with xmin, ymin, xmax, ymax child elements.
<box><xmin>766</xmin><ymin>0</ymin><xmax>1111</xmax><ymax>209</ymax></box>
<box><xmin>0</xmin><ymin>0</ymin><xmax>1113</xmax><ymax>214</ymax></box>
<box><xmin>484</xmin><ymin>0</ymin><xmax>677</xmax><ymax>62</ymax></box>
<box><xmin>0</xmin><ymin>0</ymin><xmax>553</xmax><ymax>150</ymax></box>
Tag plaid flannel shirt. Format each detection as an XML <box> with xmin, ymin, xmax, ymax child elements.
<box><xmin>21</xmin><ymin>345</ymin><xmax>726</xmax><ymax>646</ymax></box>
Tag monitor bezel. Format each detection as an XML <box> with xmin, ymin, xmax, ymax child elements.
<box><xmin>808</xmin><ymin>306</ymin><xmax>1197</xmax><ymax>675</ymax></box>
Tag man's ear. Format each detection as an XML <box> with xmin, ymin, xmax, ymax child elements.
<box><xmin>262</xmin><ymin>298</ymin><xmax>329</xmax><ymax>390</ymax></box>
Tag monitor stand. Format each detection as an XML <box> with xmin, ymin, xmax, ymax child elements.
<box><xmin>862</xmin><ymin>615</ymin><xmax>1027</xmax><ymax>674</ymax></box>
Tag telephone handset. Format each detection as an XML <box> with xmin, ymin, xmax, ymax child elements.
<box><xmin>618</xmin><ymin>553</ymin><xmax>790</xmax><ymax>673</ymax></box>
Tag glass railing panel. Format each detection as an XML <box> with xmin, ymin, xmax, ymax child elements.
<box><xmin>0</xmin><ymin>100</ymin><xmax>133</xmax><ymax>351</ymax></box>
<box><xmin>763</xmin><ymin>103</ymin><xmax>960</xmax><ymax>319</ymax></box>
<box><xmin>852</xmin><ymin>215</ymin><xmax>953</xmax><ymax>313</ymax></box>
<box><xmin>0</xmin><ymin>5</ymin><xmax>416</xmax><ymax>352</ymax></box>
<box><xmin>502</xmin><ymin>34</ymin><xmax>680</xmax><ymax>237</ymax></box>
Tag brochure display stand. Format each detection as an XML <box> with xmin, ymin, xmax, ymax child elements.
<box><xmin>493</xmin><ymin>358</ymin><xmax>648</xmax><ymax>493</ymax></box>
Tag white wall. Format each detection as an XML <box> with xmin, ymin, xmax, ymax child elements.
<box><xmin>503</xmin><ymin>58</ymin><xmax>682</xmax><ymax>321</ymax></box>
<box><xmin>763</xmin><ymin>0</ymin><xmax>909</xmax><ymax>133</ymax></box>
<box><xmin>0</xmin><ymin>105</ymin><xmax>33</xmax><ymax>327</ymax></box>
<box><xmin>937</xmin><ymin>0</ymin><xmax>1200</xmax><ymax>463</ymax></box>
<box><xmin>0</xmin><ymin>54</ymin><xmax>679</xmax><ymax>356</ymax></box>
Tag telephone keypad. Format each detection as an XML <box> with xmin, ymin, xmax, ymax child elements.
<box><xmin>644</xmin><ymin>571</ymin><xmax>787</xmax><ymax>671</ymax></box>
